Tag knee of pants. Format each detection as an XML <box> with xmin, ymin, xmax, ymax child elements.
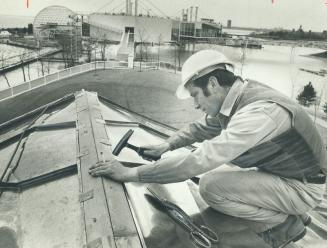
<box><xmin>199</xmin><ymin>173</ymin><xmax>224</xmax><ymax>203</ymax></box>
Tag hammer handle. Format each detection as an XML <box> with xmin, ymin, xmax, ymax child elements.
<box><xmin>125</xmin><ymin>143</ymin><xmax>161</xmax><ymax>161</ymax></box>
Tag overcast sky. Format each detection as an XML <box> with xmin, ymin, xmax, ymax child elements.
<box><xmin>1</xmin><ymin>0</ymin><xmax>326</xmax><ymax>31</ymax></box>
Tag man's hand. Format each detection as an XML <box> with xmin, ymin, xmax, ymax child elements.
<box><xmin>88</xmin><ymin>159</ymin><xmax>138</xmax><ymax>182</ymax></box>
<box><xmin>140</xmin><ymin>141</ymin><xmax>170</xmax><ymax>161</ymax></box>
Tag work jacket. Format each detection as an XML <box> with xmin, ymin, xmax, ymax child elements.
<box><xmin>227</xmin><ymin>80</ymin><xmax>327</xmax><ymax>181</ymax></box>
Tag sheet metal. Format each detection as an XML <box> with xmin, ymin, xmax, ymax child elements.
<box><xmin>18</xmin><ymin>175</ymin><xmax>84</xmax><ymax>248</ymax></box>
<box><xmin>44</xmin><ymin>101</ymin><xmax>77</xmax><ymax>124</ymax></box>
<box><xmin>104</xmin><ymin>110</ymin><xmax>205</xmax><ymax>248</ymax></box>
<box><xmin>12</xmin><ymin>128</ymin><xmax>76</xmax><ymax>181</ymax></box>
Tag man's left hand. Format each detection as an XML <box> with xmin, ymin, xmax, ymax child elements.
<box><xmin>88</xmin><ymin>159</ymin><xmax>138</xmax><ymax>182</ymax></box>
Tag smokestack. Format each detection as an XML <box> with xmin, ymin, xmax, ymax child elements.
<box><xmin>186</xmin><ymin>9</ymin><xmax>189</xmax><ymax>21</ymax></box>
<box><xmin>135</xmin><ymin>0</ymin><xmax>138</xmax><ymax>16</ymax></box>
<box><xmin>130</xmin><ymin>2</ymin><xmax>133</xmax><ymax>15</ymax></box>
<box><xmin>190</xmin><ymin>6</ymin><xmax>193</xmax><ymax>22</ymax></box>
<box><xmin>182</xmin><ymin>9</ymin><xmax>184</xmax><ymax>20</ymax></box>
<box><xmin>195</xmin><ymin>7</ymin><xmax>198</xmax><ymax>22</ymax></box>
<box><xmin>126</xmin><ymin>0</ymin><xmax>128</xmax><ymax>15</ymax></box>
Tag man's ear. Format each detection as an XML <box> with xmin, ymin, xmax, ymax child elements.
<box><xmin>207</xmin><ymin>76</ymin><xmax>219</xmax><ymax>92</ymax></box>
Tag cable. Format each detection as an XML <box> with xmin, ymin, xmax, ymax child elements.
<box><xmin>137</xmin><ymin>1</ymin><xmax>157</xmax><ymax>16</ymax></box>
<box><xmin>111</xmin><ymin>2</ymin><xmax>126</xmax><ymax>13</ymax></box>
<box><xmin>198</xmin><ymin>8</ymin><xmax>211</xmax><ymax>19</ymax></box>
<box><xmin>91</xmin><ymin>0</ymin><xmax>117</xmax><ymax>14</ymax></box>
<box><xmin>143</xmin><ymin>0</ymin><xmax>170</xmax><ymax>18</ymax></box>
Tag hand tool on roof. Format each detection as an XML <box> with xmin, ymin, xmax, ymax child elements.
<box><xmin>145</xmin><ymin>187</ymin><xmax>219</xmax><ymax>248</ymax></box>
<box><xmin>113</xmin><ymin>130</ymin><xmax>201</xmax><ymax>183</ymax></box>
<box><xmin>112</xmin><ymin>129</ymin><xmax>161</xmax><ymax>161</ymax></box>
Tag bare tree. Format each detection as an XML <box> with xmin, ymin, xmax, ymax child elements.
<box><xmin>84</xmin><ymin>39</ymin><xmax>95</xmax><ymax>63</ymax></box>
<box><xmin>18</xmin><ymin>51</ymin><xmax>27</xmax><ymax>82</ymax></box>
<box><xmin>0</xmin><ymin>52</ymin><xmax>10</xmax><ymax>87</ymax></box>
<box><xmin>157</xmin><ymin>34</ymin><xmax>162</xmax><ymax>68</ymax></box>
<box><xmin>99</xmin><ymin>34</ymin><xmax>108</xmax><ymax>61</ymax></box>
<box><xmin>176</xmin><ymin>41</ymin><xmax>183</xmax><ymax>70</ymax></box>
<box><xmin>37</xmin><ymin>43</ymin><xmax>45</xmax><ymax>76</ymax></box>
<box><xmin>57</xmin><ymin>32</ymin><xmax>76</xmax><ymax>68</ymax></box>
<box><xmin>137</xmin><ymin>28</ymin><xmax>149</xmax><ymax>71</ymax></box>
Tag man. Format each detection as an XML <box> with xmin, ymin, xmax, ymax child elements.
<box><xmin>89</xmin><ymin>50</ymin><xmax>326</xmax><ymax>248</ymax></box>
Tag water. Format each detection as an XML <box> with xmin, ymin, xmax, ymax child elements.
<box><xmin>144</xmin><ymin>43</ymin><xmax>327</xmax><ymax>103</ymax></box>
<box><xmin>0</xmin><ymin>44</ymin><xmax>65</xmax><ymax>89</ymax></box>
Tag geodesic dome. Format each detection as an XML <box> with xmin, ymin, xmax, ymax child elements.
<box><xmin>33</xmin><ymin>5</ymin><xmax>77</xmax><ymax>41</ymax></box>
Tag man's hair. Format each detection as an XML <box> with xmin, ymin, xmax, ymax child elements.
<box><xmin>190</xmin><ymin>69</ymin><xmax>238</xmax><ymax>96</ymax></box>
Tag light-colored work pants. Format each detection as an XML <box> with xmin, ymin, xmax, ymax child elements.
<box><xmin>199</xmin><ymin>167</ymin><xmax>326</xmax><ymax>231</ymax></box>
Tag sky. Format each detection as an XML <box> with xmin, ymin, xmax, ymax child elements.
<box><xmin>0</xmin><ymin>0</ymin><xmax>326</xmax><ymax>31</ymax></box>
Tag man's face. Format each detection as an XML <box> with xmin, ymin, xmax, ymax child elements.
<box><xmin>186</xmin><ymin>78</ymin><xmax>225</xmax><ymax>117</ymax></box>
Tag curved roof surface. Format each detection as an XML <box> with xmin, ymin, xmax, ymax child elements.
<box><xmin>0</xmin><ymin>66</ymin><xmax>326</xmax><ymax>247</ymax></box>
<box><xmin>0</xmin><ymin>90</ymin><xmax>209</xmax><ymax>248</ymax></box>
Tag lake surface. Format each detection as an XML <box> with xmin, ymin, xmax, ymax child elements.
<box><xmin>150</xmin><ymin>43</ymin><xmax>327</xmax><ymax>103</ymax></box>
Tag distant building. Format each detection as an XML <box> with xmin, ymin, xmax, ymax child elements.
<box><xmin>88</xmin><ymin>14</ymin><xmax>173</xmax><ymax>43</ymax></box>
<box><xmin>227</xmin><ymin>20</ymin><xmax>232</xmax><ymax>28</ymax></box>
<box><xmin>88</xmin><ymin>11</ymin><xmax>222</xmax><ymax>43</ymax></box>
<box><xmin>201</xmin><ymin>18</ymin><xmax>215</xmax><ymax>23</ymax></box>
<box><xmin>0</xmin><ymin>30</ymin><xmax>11</xmax><ymax>42</ymax></box>
<box><xmin>33</xmin><ymin>6</ymin><xmax>82</xmax><ymax>59</ymax></box>
<box><xmin>171</xmin><ymin>19</ymin><xmax>222</xmax><ymax>41</ymax></box>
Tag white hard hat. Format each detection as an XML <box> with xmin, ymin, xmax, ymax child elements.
<box><xmin>176</xmin><ymin>50</ymin><xmax>234</xmax><ymax>99</ymax></box>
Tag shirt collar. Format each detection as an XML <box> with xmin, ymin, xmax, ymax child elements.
<box><xmin>219</xmin><ymin>78</ymin><xmax>247</xmax><ymax>117</ymax></box>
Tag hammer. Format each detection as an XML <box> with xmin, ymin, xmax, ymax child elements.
<box><xmin>112</xmin><ymin>129</ymin><xmax>161</xmax><ymax>161</ymax></box>
<box><xmin>112</xmin><ymin>129</ymin><xmax>200</xmax><ymax>184</ymax></box>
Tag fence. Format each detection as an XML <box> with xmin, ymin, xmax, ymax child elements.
<box><xmin>0</xmin><ymin>60</ymin><xmax>179</xmax><ymax>102</ymax></box>
<box><xmin>0</xmin><ymin>61</ymin><xmax>129</xmax><ymax>102</ymax></box>
<box><xmin>132</xmin><ymin>60</ymin><xmax>181</xmax><ymax>73</ymax></box>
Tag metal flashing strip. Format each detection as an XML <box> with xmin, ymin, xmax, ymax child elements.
<box><xmin>104</xmin><ymin>120</ymin><xmax>169</xmax><ymax>139</ymax></box>
<box><xmin>0</xmin><ymin>121</ymin><xmax>76</xmax><ymax>147</ymax></box>
<box><xmin>79</xmin><ymin>189</ymin><xmax>94</xmax><ymax>203</ymax></box>
<box><xmin>98</xmin><ymin>94</ymin><xmax>177</xmax><ymax>135</ymax></box>
<box><xmin>75</xmin><ymin>90</ymin><xmax>143</xmax><ymax>248</ymax></box>
<box><xmin>34</xmin><ymin>121</ymin><xmax>76</xmax><ymax>131</ymax></box>
<box><xmin>0</xmin><ymin>93</ymin><xmax>75</xmax><ymax>132</ymax></box>
<box><xmin>104</xmin><ymin>120</ymin><xmax>196</xmax><ymax>151</ymax></box>
<box><xmin>0</xmin><ymin>164</ymin><xmax>77</xmax><ymax>192</ymax></box>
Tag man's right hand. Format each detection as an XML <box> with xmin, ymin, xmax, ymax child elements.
<box><xmin>140</xmin><ymin>142</ymin><xmax>170</xmax><ymax>161</ymax></box>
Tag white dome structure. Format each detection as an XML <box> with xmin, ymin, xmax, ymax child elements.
<box><xmin>33</xmin><ymin>6</ymin><xmax>77</xmax><ymax>41</ymax></box>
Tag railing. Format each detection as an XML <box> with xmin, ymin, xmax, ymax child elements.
<box><xmin>0</xmin><ymin>61</ymin><xmax>129</xmax><ymax>102</ymax></box>
<box><xmin>132</xmin><ymin>60</ymin><xmax>181</xmax><ymax>73</ymax></box>
<box><xmin>158</xmin><ymin>61</ymin><xmax>182</xmax><ymax>72</ymax></box>
<box><xmin>0</xmin><ymin>60</ymin><xmax>179</xmax><ymax>102</ymax></box>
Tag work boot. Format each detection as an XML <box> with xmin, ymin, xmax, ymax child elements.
<box><xmin>257</xmin><ymin>215</ymin><xmax>306</xmax><ymax>248</ymax></box>
<box><xmin>299</xmin><ymin>213</ymin><xmax>311</xmax><ymax>226</ymax></box>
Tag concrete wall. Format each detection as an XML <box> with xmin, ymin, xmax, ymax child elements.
<box><xmin>89</xmin><ymin>24</ymin><xmax>123</xmax><ymax>42</ymax></box>
<box><xmin>89</xmin><ymin>14</ymin><xmax>173</xmax><ymax>42</ymax></box>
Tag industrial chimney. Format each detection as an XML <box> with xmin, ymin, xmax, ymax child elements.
<box><xmin>130</xmin><ymin>1</ymin><xmax>133</xmax><ymax>15</ymax></box>
<box><xmin>195</xmin><ymin>7</ymin><xmax>198</xmax><ymax>22</ymax></box>
<box><xmin>135</xmin><ymin>0</ymin><xmax>138</xmax><ymax>16</ymax></box>
<box><xmin>190</xmin><ymin>6</ymin><xmax>193</xmax><ymax>22</ymax></box>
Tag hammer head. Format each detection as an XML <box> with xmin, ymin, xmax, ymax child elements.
<box><xmin>112</xmin><ymin>129</ymin><xmax>134</xmax><ymax>156</ymax></box>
